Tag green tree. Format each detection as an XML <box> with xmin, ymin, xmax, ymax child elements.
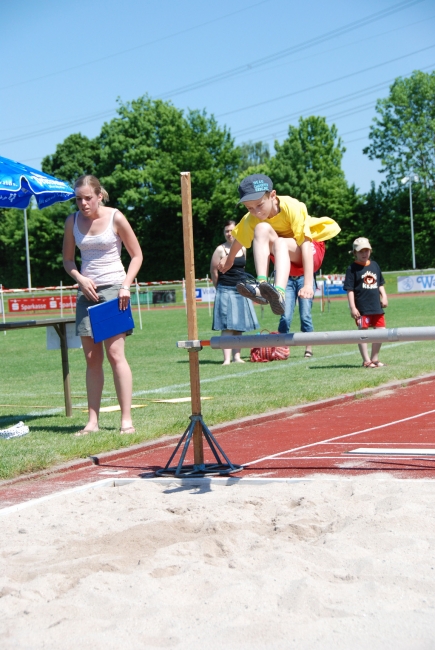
<box><xmin>358</xmin><ymin>183</ymin><xmax>435</xmax><ymax>271</ymax></box>
<box><xmin>40</xmin><ymin>97</ymin><xmax>242</xmax><ymax>282</ymax></box>
<box><xmin>42</xmin><ymin>133</ymin><xmax>100</xmax><ymax>185</ymax></box>
<box><xmin>363</xmin><ymin>70</ymin><xmax>435</xmax><ymax>201</ymax></box>
<box><xmin>95</xmin><ymin>97</ymin><xmax>241</xmax><ymax>279</ymax></box>
<box><xmin>237</xmin><ymin>140</ymin><xmax>270</xmax><ymax>171</ymax></box>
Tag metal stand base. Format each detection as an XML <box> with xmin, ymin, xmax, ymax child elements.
<box><xmin>155</xmin><ymin>414</ymin><xmax>243</xmax><ymax>477</ymax></box>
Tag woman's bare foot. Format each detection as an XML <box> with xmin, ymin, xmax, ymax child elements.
<box><xmin>75</xmin><ymin>427</ymin><xmax>99</xmax><ymax>437</ymax></box>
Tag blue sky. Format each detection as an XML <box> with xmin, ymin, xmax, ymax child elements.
<box><xmin>1</xmin><ymin>0</ymin><xmax>434</xmax><ymax>193</ymax></box>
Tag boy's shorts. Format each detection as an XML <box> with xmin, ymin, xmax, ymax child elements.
<box><xmin>356</xmin><ymin>314</ymin><xmax>386</xmax><ymax>329</ymax></box>
<box><xmin>270</xmin><ymin>241</ymin><xmax>325</xmax><ymax>277</ymax></box>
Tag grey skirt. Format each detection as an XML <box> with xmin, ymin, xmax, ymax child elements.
<box><xmin>212</xmin><ymin>285</ymin><xmax>259</xmax><ymax>332</ymax></box>
<box><xmin>76</xmin><ymin>284</ymin><xmax>132</xmax><ymax>338</ymax></box>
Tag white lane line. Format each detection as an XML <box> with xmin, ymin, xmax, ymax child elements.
<box><xmin>322</xmin><ymin>442</ymin><xmax>435</xmax><ymax>446</ymax></box>
<box><xmin>348</xmin><ymin>448</ymin><xmax>435</xmax><ymax>456</ymax></box>
<box><xmin>245</xmin><ymin>408</ymin><xmax>435</xmax><ymax>466</ymax></box>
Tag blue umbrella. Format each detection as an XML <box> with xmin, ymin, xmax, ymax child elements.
<box><xmin>0</xmin><ymin>156</ymin><xmax>75</xmax><ymax>289</ymax></box>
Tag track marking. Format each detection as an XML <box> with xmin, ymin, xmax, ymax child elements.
<box><xmin>348</xmin><ymin>448</ymin><xmax>435</xmax><ymax>456</ymax></box>
<box><xmin>245</xmin><ymin>408</ymin><xmax>435</xmax><ymax>466</ymax></box>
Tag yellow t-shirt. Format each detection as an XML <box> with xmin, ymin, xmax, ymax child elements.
<box><xmin>232</xmin><ymin>195</ymin><xmax>341</xmax><ymax>248</ymax></box>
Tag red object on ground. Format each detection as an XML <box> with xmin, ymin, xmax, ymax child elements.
<box><xmin>1</xmin><ymin>375</ymin><xmax>435</xmax><ymax>510</ymax></box>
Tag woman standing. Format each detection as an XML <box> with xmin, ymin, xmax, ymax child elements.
<box><xmin>63</xmin><ymin>175</ymin><xmax>143</xmax><ymax>436</ymax></box>
<box><xmin>210</xmin><ymin>220</ymin><xmax>259</xmax><ymax>365</ymax></box>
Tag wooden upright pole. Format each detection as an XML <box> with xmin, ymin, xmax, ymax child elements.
<box><xmin>180</xmin><ymin>172</ymin><xmax>204</xmax><ymax>466</ymax></box>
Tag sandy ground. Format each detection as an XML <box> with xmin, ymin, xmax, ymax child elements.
<box><xmin>1</xmin><ymin>476</ymin><xmax>435</xmax><ymax>650</ymax></box>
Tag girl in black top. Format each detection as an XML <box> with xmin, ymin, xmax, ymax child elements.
<box><xmin>210</xmin><ymin>221</ymin><xmax>259</xmax><ymax>365</ymax></box>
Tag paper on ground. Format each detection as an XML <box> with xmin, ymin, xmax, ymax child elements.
<box><xmin>151</xmin><ymin>397</ymin><xmax>213</xmax><ymax>403</ymax></box>
<box><xmin>82</xmin><ymin>404</ymin><xmax>146</xmax><ymax>413</ymax></box>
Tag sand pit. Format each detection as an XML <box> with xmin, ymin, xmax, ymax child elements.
<box><xmin>1</xmin><ymin>476</ymin><xmax>435</xmax><ymax>649</ymax></box>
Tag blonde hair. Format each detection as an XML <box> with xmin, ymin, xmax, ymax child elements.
<box><xmin>74</xmin><ymin>175</ymin><xmax>109</xmax><ymax>204</ymax></box>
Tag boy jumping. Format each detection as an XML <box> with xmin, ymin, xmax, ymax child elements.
<box><xmin>218</xmin><ymin>174</ymin><xmax>341</xmax><ymax>315</ymax></box>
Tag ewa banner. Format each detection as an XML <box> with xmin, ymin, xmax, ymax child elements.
<box><xmin>397</xmin><ymin>275</ymin><xmax>435</xmax><ymax>292</ymax></box>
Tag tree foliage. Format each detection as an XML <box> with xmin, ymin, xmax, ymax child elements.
<box><xmin>42</xmin><ymin>133</ymin><xmax>101</xmax><ymax>186</ymax></box>
<box><xmin>237</xmin><ymin>140</ymin><xmax>270</xmax><ymax>171</ymax></box>
<box><xmin>363</xmin><ymin>70</ymin><xmax>435</xmax><ymax>201</ymax></box>
<box><xmin>95</xmin><ymin>97</ymin><xmax>242</xmax><ymax>279</ymax></box>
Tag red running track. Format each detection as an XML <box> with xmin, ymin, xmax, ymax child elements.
<box><xmin>1</xmin><ymin>375</ymin><xmax>435</xmax><ymax>509</ymax></box>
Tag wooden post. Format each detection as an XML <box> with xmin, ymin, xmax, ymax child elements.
<box><xmin>53</xmin><ymin>322</ymin><xmax>72</xmax><ymax>417</ymax></box>
<box><xmin>180</xmin><ymin>172</ymin><xmax>204</xmax><ymax>467</ymax></box>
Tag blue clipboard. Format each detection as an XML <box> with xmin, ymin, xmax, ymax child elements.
<box><xmin>87</xmin><ymin>298</ymin><xmax>135</xmax><ymax>343</ymax></box>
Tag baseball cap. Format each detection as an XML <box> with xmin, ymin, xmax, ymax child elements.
<box><xmin>237</xmin><ymin>174</ymin><xmax>273</xmax><ymax>203</ymax></box>
<box><xmin>352</xmin><ymin>237</ymin><xmax>372</xmax><ymax>251</ymax></box>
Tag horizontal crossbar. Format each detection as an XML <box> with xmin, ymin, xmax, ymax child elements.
<box><xmin>177</xmin><ymin>327</ymin><xmax>435</xmax><ymax>350</ymax></box>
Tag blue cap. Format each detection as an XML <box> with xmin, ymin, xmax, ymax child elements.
<box><xmin>237</xmin><ymin>174</ymin><xmax>273</xmax><ymax>203</ymax></box>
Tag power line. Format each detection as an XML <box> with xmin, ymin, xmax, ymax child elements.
<box><xmin>234</xmin><ymin>62</ymin><xmax>434</xmax><ymax>145</ymax></box>
<box><xmin>0</xmin><ymin>0</ymin><xmax>271</xmax><ymax>92</ymax></box>
<box><xmin>221</xmin><ymin>44</ymin><xmax>435</xmax><ymax>120</ymax></box>
<box><xmin>231</xmin><ymin>62</ymin><xmax>435</xmax><ymax>139</ymax></box>
<box><xmin>0</xmin><ymin>109</ymin><xmax>117</xmax><ymax>147</ymax></box>
<box><xmin>157</xmin><ymin>0</ymin><xmax>426</xmax><ymax>99</ymax></box>
<box><xmin>232</xmin><ymin>80</ymin><xmax>393</xmax><ymax>138</ymax></box>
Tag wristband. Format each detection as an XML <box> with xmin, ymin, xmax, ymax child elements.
<box><xmin>120</xmin><ymin>286</ymin><xmax>131</xmax><ymax>291</ymax></box>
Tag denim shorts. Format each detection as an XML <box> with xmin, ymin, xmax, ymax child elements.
<box><xmin>76</xmin><ymin>284</ymin><xmax>123</xmax><ymax>337</ymax></box>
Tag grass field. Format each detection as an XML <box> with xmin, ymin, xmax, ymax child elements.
<box><xmin>1</xmin><ymin>293</ymin><xmax>434</xmax><ymax>480</ymax></box>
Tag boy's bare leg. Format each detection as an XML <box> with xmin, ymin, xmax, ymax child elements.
<box><xmin>370</xmin><ymin>329</ymin><xmax>385</xmax><ymax>363</ymax></box>
<box><xmin>253</xmin><ymin>222</ymin><xmax>300</xmax><ymax>287</ymax></box>
<box><xmin>358</xmin><ymin>342</ymin><xmax>372</xmax><ymax>365</ymax></box>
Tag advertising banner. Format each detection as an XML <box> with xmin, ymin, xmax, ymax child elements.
<box><xmin>8</xmin><ymin>296</ymin><xmax>77</xmax><ymax>312</ymax></box>
<box><xmin>196</xmin><ymin>287</ymin><xmax>216</xmax><ymax>302</ymax></box>
<box><xmin>183</xmin><ymin>287</ymin><xmax>217</xmax><ymax>302</ymax></box>
<box><xmin>397</xmin><ymin>275</ymin><xmax>435</xmax><ymax>293</ymax></box>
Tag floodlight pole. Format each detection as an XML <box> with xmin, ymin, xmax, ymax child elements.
<box><xmin>401</xmin><ymin>173</ymin><xmax>418</xmax><ymax>270</ymax></box>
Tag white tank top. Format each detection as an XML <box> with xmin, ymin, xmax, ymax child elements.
<box><xmin>73</xmin><ymin>210</ymin><xmax>126</xmax><ymax>286</ymax></box>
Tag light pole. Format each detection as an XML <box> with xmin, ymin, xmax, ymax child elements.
<box><xmin>401</xmin><ymin>172</ymin><xmax>419</xmax><ymax>270</ymax></box>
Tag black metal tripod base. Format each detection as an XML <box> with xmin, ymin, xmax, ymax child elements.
<box><xmin>155</xmin><ymin>414</ymin><xmax>243</xmax><ymax>478</ymax></box>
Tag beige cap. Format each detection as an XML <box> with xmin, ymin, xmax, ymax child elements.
<box><xmin>353</xmin><ymin>237</ymin><xmax>372</xmax><ymax>252</ymax></box>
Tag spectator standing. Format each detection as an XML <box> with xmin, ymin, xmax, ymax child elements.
<box><xmin>63</xmin><ymin>174</ymin><xmax>143</xmax><ymax>435</ymax></box>
<box><xmin>344</xmin><ymin>237</ymin><xmax>388</xmax><ymax>368</ymax></box>
<box><xmin>210</xmin><ymin>220</ymin><xmax>259</xmax><ymax>365</ymax></box>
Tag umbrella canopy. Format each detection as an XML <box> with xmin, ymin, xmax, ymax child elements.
<box><xmin>0</xmin><ymin>156</ymin><xmax>76</xmax><ymax>290</ymax></box>
<box><xmin>0</xmin><ymin>155</ymin><xmax>75</xmax><ymax>209</ymax></box>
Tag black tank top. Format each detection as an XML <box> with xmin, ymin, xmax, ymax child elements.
<box><xmin>218</xmin><ymin>253</ymin><xmax>246</xmax><ymax>287</ymax></box>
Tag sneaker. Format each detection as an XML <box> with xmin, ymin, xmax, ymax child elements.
<box><xmin>259</xmin><ymin>283</ymin><xmax>286</xmax><ymax>315</ymax></box>
<box><xmin>236</xmin><ymin>279</ymin><xmax>268</xmax><ymax>305</ymax></box>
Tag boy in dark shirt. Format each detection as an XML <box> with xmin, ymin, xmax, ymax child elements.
<box><xmin>344</xmin><ymin>237</ymin><xmax>388</xmax><ymax>368</ymax></box>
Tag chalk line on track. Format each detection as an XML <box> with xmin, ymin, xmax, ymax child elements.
<box><xmin>245</xmin><ymin>408</ymin><xmax>435</xmax><ymax>466</ymax></box>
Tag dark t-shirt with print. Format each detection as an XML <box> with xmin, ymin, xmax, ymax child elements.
<box><xmin>344</xmin><ymin>259</ymin><xmax>385</xmax><ymax>315</ymax></box>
